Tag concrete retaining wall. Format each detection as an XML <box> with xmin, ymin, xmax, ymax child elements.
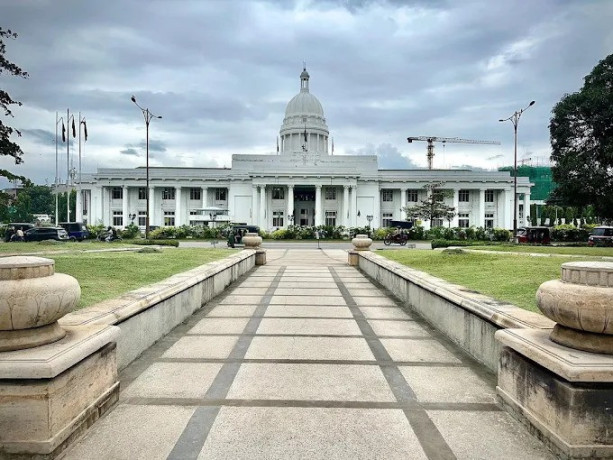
<box><xmin>60</xmin><ymin>250</ymin><xmax>255</xmax><ymax>369</ymax></box>
<box><xmin>358</xmin><ymin>251</ymin><xmax>554</xmax><ymax>373</ymax></box>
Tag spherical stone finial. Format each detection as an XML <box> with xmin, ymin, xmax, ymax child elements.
<box><xmin>352</xmin><ymin>234</ymin><xmax>373</xmax><ymax>251</ymax></box>
<box><xmin>537</xmin><ymin>261</ymin><xmax>613</xmax><ymax>354</ymax></box>
<box><xmin>0</xmin><ymin>256</ymin><xmax>81</xmax><ymax>351</ymax></box>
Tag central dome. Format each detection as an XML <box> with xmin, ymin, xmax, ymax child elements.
<box><xmin>284</xmin><ymin>68</ymin><xmax>324</xmax><ymax>117</ymax></box>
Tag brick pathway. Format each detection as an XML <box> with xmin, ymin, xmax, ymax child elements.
<box><xmin>60</xmin><ymin>249</ymin><xmax>553</xmax><ymax>460</ymax></box>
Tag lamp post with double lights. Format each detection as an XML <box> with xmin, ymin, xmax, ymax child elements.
<box><xmin>366</xmin><ymin>214</ymin><xmax>373</xmax><ymax>237</ymax></box>
<box><xmin>131</xmin><ymin>96</ymin><xmax>162</xmax><ymax>239</ymax></box>
<box><xmin>499</xmin><ymin>100</ymin><xmax>535</xmax><ymax>239</ymax></box>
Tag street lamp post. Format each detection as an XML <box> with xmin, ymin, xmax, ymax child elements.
<box><xmin>499</xmin><ymin>101</ymin><xmax>535</xmax><ymax>239</ymax></box>
<box><xmin>131</xmin><ymin>96</ymin><xmax>162</xmax><ymax>239</ymax></box>
<box><xmin>366</xmin><ymin>214</ymin><xmax>373</xmax><ymax>237</ymax></box>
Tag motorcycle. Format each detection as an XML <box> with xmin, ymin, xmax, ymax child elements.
<box><xmin>383</xmin><ymin>231</ymin><xmax>408</xmax><ymax>246</ymax></box>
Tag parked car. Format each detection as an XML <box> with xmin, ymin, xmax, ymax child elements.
<box><xmin>59</xmin><ymin>222</ymin><xmax>90</xmax><ymax>241</ymax></box>
<box><xmin>588</xmin><ymin>226</ymin><xmax>613</xmax><ymax>247</ymax></box>
<box><xmin>517</xmin><ymin>227</ymin><xmax>551</xmax><ymax>244</ymax></box>
<box><xmin>24</xmin><ymin>226</ymin><xmax>70</xmax><ymax>242</ymax></box>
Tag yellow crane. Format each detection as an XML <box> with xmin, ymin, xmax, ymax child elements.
<box><xmin>407</xmin><ymin>136</ymin><xmax>501</xmax><ymax>169</ymax></box>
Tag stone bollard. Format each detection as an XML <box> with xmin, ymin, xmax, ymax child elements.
<box><xmin>243</xmin><ymin>232</ymin><xmax>266</xmax><ymax>265</ymax></box>
<box><xmin>348</xmin><ymin>234</ymin><xmax>372</xmax><ymax>266</ymax></box>
<box><xmin>0</xmin><ymin>256</ymin><xmax>120</xmax><ymax>459</ymax></box>
<box><xmin>0</xmin><ymin>256</ymin><xmax>80</xmax><ymax>352</ymax></box>
<box><xmin>495</xmin><ymin>261</ymin><xmax>613</xmax><ymax>459</ymax></box>
<box><xmin>537</xmin><ymin>261</ymin><xmax>613</xmax><ymax>354</ymax></box>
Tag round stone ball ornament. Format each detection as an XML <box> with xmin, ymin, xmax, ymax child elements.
<box><xmin>242</xmin><ymin>232</ymin><xmax>262</xmax><ymax>249</ymax></box>
<box><xmin>351</xmin><ymin>234</ymin><xmax>373</xmax><ymax>251</ymax></box>
<box><xmin>0</xmin><ymin>256</ymin><xmax>80</xmax><ymax>352</ymax></box>
<box><xmin>537</xmin><ymin>261</ymin><xmax>613</xmax><ymax>354</ymax></box>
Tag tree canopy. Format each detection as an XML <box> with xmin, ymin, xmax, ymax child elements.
<box><xmin>402</xmin><ymin>182</ymin><xmax>455</xmax><ymax>228</ymax></box>
<box><xmin>549</xmin><ymin>53</ymin><xmax>613</xmax><ymax>218</ymax></box>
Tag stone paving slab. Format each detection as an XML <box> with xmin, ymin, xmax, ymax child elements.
<box><xmin>61</xmin><ymin>248</ymin><xmax>555</xmax><ymax>460</ymax></box>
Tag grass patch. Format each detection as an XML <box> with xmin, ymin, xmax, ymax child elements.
<box><xmin>0</xmin><ymin>240</ymin><xmax>141</xmax><ymax>254</ymax></box>
<box><xmin>468</xmin><ymin>245</ymin><xmax>613</xmax><ymax>257</ymax></box>
<box><xmin>379</xmin><ymin>249</ymin><xmax>600</xmax><ymax>313</ymax></box>
<box><xmin>45</xmin><ymin>248</ymin><xmax>235</xmax><ymax>309</ymax></box>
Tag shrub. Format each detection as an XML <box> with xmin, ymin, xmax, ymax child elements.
<box><xmin>87</xmin><ymin>223</ymin><xmax>106</xmax><ymax>240</ymax></box>
<box><xmin>132</xmin><ymin>239</ymin><xmax>179</xmax><ymax>247</ymax></box>
<box><xmin>490</xmin><ymin>228</ymin><xmax>511</xmax><ymax>242</ymax></box>
<box><xmin>120</xmin><ymin>223</ymin><xmax>140</xmax><ymax>239</ymax></box>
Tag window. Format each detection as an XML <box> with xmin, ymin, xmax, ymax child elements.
<box><xmin>382</xmin><ymin>189</ymin><xmax>393</xmax><ymax>202</ymax></box>
<box><xmin>407</xmin><ymin>189</ymin><xmax>418</xmax><ymax>202</ymax></box>
<box><xmin>382</xmin><ymin>212</ymin><xmax>393</xmax><ymax>228</ymax></box>
<box><xmin>325</xmin><ymin>188</ymin><xmax>337</xmax><ymax>200</ymax></box>
<box><xmin>215</xmin><ymin>188</ymin><xmax>227</xmax><ymax>201</ymax></box>
<box><xmin>458</xmin><ymin>213</ymin><xmax>470</xmax><ymax>228</ymax></box>
<box><xmin>138</xmin><ymin>211</ymin><xmax>146</xmax><ymax>227</ymax></box>
<box><xmin>138</xmin><ymin>188</ymin><xmax>147</xmax><ymax>200</ymax></box>
<box><xmin>485</xmin><ymin>213</ymin><xmax>494</xmax><ymax>229</ymax></box>
<box><xmin>459</xmin><ymin>190</ymin><xmax>470</xmax><ymax>202</ymax></box>
<box><xmin>190</xmin><ymin>188</ymin><xmax>201</xmax><ymax>200</ymax></box>
<box><xmin>112</xmin><ymin>187</ymin><xmax>123</xmax><ymax>199</ymax></box>
<box><xmin>485</xmin><ymin>190</ymin><xmax>494</xmax><ymax>203</ymax></box>
<box><xmin>164</xmin><ymin>211</ymin><xmax>175</xmax><ymax>226</ymax></box>
<box><xmin>272</xmin><ymin>187</ymin><xmax>285</xmax><ymax>200</ymax></box>
<box><xmin>432</xmin><ymin>218</ymin><xmax>444</xmax><ymax>228</ymax></box>
<box><xmin>272</xmin><ymin>211</ymin><xmax>284</xmax><ymax>227</ymax></box>
<box><xmin>113</xmin><ymin>211</ymin><xmax>123</xmax><ymax>226</ymax></box>
<box><xmin>325</xmin><ymin>211</ymin><xmax>337</xmax><ymax>227</ymax></box>
<box><xmin>162</xmin><ymin>188</ymin><xmax>175</xmax><ymax>200</ymax></box>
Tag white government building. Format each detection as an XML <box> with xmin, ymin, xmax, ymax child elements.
<box><xmin>76</xmin><ymin>68</ymin><xmax>532</xmax><ymax>231</ymax></box>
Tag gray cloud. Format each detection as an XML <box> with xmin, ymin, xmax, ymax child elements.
<box><xmin>1</xmin><ymin>0</ymin><xmax>612</xmax><ymax>187</ymax></box>
<box><xmin>347</xmin><ymin>143</ymin><xmax>421</xmax><ymax>169</ymax></box>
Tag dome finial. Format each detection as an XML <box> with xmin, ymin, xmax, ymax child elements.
<box><xmin>300</xmin><ymin>64</ymin><xmax>310</xmax><ymax>92</ymax></box>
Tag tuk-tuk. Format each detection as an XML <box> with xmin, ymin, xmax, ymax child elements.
<box><xmin>517</xmin><ymin>227</ymin><xmax>550</xmax><ymax>244</ymax></box>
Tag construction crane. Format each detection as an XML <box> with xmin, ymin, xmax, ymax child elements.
<box><xmin>407</xmin><ymin>136</ymin><xmax>501</xmax><ymax>169</ymax></box>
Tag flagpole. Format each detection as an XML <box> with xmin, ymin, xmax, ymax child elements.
<box><xmin>66</xmin><ymin>108</ymin><xmax>70</xmax><ymax>222</ymax></box>
<box><xmin>55</xmin><ymin>112</ymin><xmax>59</xmax><ymax>225</ymax></box>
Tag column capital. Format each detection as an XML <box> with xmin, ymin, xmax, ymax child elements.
<box><xmin>315</xmin><ymin>184</ymin><xmax>322</xmax><ymax>190</ymax></box>
<box><xmin>344</xmin><ymin>184</ymin><xmax>350</xmax><ymax>190</ymax></box>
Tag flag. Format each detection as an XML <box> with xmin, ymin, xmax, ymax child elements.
<box><xmin>276</xmin><ymin>137</ymin><xmax>279</xmax><ymax>153</ymax></box>
<box><xmin>82</xmin><ymin>119</ymin><xmax>88</xmax><ymax>141</ymax></box>
<box><xmin>72</xmin><ymin>118</ymin><xmax>76</xmax><ymax>138</ymax></box>
<box><xmin>62</xmin><ymin>122</ymin><xmax>66</xmax><ymax>142</ymax></box>
<box><xmin>303</xmin><ymin>129</ymin><xmax>307</xmax><ymax>143</ymax></box>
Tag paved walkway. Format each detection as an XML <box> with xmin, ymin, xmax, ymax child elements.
<box><xmin>61</xmin><ymin>249</ymin><xmax>553</xmax><ymax>460</ymax></box>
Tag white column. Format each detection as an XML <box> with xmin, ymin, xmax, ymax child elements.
<box><xmin>374</xmin><ymin>186</ymin><xmax>381</xmax><ymax>228</ymax></box>
<box><xmin>122</xmin><ymin>185</ymin><xmax>129</xmax><ymax>228</ymax></box>
<box><xmin>452</xmin><ymin>188</ymin><xmax>459</xmax><ymax>227</ymax></box>
<box><xmin>149</xmin><ymin>186</ymin><xmax>155</xmax><ymax>227</ymax></box>
<box><xmin>315</xmin><ymin>184</ymin><xmax>322</xmax><ymax>226</ymax></box>
<box><xmin>504</xmin><ymin>189</ymin><xmax>512</xmax><ymax>229</ymax></box>
<box><xmin>400</xmin><ymin>188</ymin><xmax>407</xmax><ymax>220</ymax></box>
<box><xmin>352</xmin><ymin>186</ymin><xmax>358</xmax><ymax>227</ymax></box>
<box><xmin>259</xmin><ymin>184</ymin><xmax>266</xmax><ymax>229</ymax></box>
<box><xmin>201</xmin><ymin>186</ymin><xmax>208</xmax><ymax>208</ymax></box>
<box><xmin>477</xmin><ymin>189</ymin><xmax>485</xmax><ymax>228</ymax></box>
<box><xmin>75</xmin><ymin>189</ymin><xmax>82</xmax><ymax>222</ymax></box>
<box><xmin>251</xmin><ymin>185</ymin><xmax>258</xmax><ymax>225</ymax></box>
<box><xmin>175</xmin><ymin>186</ymin><xmax>182</xmax><ymax>226</ymax></box>
<box><xmin>523</xmin><ymin>192</ymin><xmax>531</xmax><ymax>226</ymax></box>
<box><xmin>287</xmin><ymin>184</ymin><xmax>294</xmax><ymax>227</ymax></box>
<box><xmin>343</xmin><ymin>185</ymin><xmax>350</xmax><ymax>226</ymax></box>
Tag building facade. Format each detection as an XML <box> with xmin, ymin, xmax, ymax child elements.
<box><xmin>76</xmin><ymin>68</ymin><xmax>532</xmax><ymax>231</ymax></box>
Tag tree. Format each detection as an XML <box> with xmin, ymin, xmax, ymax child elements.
<box><xmin>549</xmin><ymin>54</ymin><xmax>613</xmax><ymax>218</ymax></box>
<box><xmin>403</xmin><ymin>182</ymin><xmax>455</xmax><ymax>228</ymax></box>
<box><xmin>1</xmin><ymin>28</ymin><xmax>29</xmax><ymax>215</ymax></box>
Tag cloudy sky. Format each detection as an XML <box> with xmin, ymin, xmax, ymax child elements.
<box><xmin>2</xmin><ymin>0</ymin><xmax>612</xmax><ymax>187</ymax></box>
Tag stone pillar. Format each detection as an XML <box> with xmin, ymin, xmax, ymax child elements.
<box><xmin>287</xmin><ymin>184</ymin><xmax>294</xmax><ymax>227</ymax></box>
<box><xmin>315</xmin><ymin>184</ymin><xmax>322</xmax><ymax>226</ymax></box>
<box><xmin>400</xmin><ymin>188</ymin><xmax>407</xmax><ymax>220</ymax></box>
<box><xmin>0</xmin><ymin>256</ymin><xmax>120</xmax><ymax>458</ymax></box>
<box><xmin>348</xmin><ymin>234</ymin><xmax>373</xmax><ymax>265</ymax></box>
<box><xmin>149</xmin><ymin>186</ymin><xmax>155</xmax><ymax>227</ymax></box>
<box><xmin>343</xmin><ymin>185</ymin><xmax>350</xmax><ymax>226</ymax></box>
<box><xmin>477</xmin><ymin>188</ymin><xmax>485</xmax><ymax>228</ymax></box>
<box><xmin>352</xmin><ymin>186</ymin><xmax>358</xmax><ymax>227</ymax></box>
<box><xmin>122</xmin><ymin>185</ymin><xmax>128</xmax><ymax>228</ymax></box>
<box><xmin>175</xmin><ymin>186</ymin><xmax>182</xmax><ymax>227</ymax></box>
<box><xmin>496</xmin><ymin>262</ymin><xmax>613</xmax><ymax>459</ymax></box>
<box><xmin>503</xmin><ymin>188</ymin><xmax>512</xmax><ymax>229</ymax></box>
<box><xmin>251</xmin><ymin>185</ymin><xmax>258</xmax><ymax>225</ymax></box>
<box><xmin>259</xmin><ymin>184</ymin><xmax>266</xmax><ymax>229</ymax></box>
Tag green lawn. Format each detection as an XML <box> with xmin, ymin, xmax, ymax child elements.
<box><xmin>468</xmin><ymin>245</ymin><xmax>613</xmax><ymax>257</ymax></box>
<box><xmin>4</xmin><ymin>247</ymin><xmax>235</xmax><ymax>309</ymax></box>
<box><xmin>379</xmin><ymin>249</ymin><xmax>601</xmax><ymax>313</ymax></box>
<box><xmin>0</xmin><ymin>240</ymin><xmax>143</xmax><ymax>254</ymax></box>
